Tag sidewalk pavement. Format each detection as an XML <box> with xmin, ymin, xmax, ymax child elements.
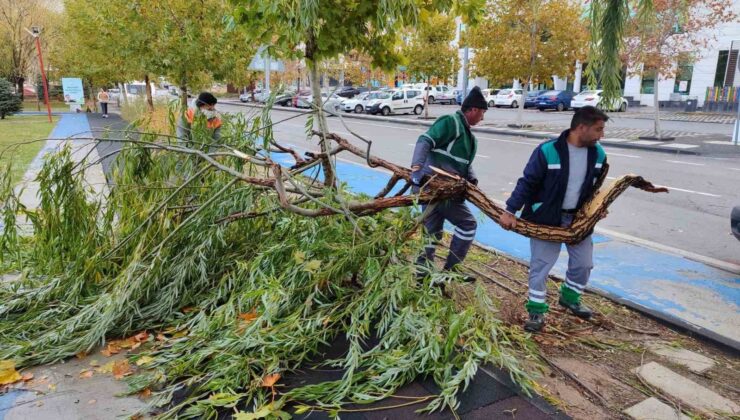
<box><xmin>1</xmin><ymin>113</ymin><xmax>145</xmax><ymax>419</ymax></box>
<box><xmin>222</xmin><ymin>101</ymin><xmax>740</xmax><ymax>157</ymax></box>
<box><xmin>268</xmin><ymin>149</ymin><xmax>740</xmax><ymax>351</ymax></box>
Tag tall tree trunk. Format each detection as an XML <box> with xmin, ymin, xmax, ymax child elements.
<box><xmin>653</xmin><ymin>74</ymin><xmax>662</xmax><ymax>139</ymax></box>
<box><xmin>144</xmin><ymin>74</ymin><xmax>154</xmax><ymax>112</ymax></box>
<box><xmin>119</xmin><ymin>83</ymin><xmax>128</xmax><ymax>106</ymax></box>
<box><xmin>308</xmin><ymin>59</ymin><xmax>336</xmax><ymax>188</ymax></box>
<box><xmin>180</xmin><ymin>84</ymin><xmax>188</xmax><ymax>113</ymax></box>
<box><xmin>424</xmin><ymin>77</ymin><xmax>430</xmax><ymax>119</ymax></box>
<box><xmin>16</xmin><ymin>77</ymin><xmax>24</xmax><ymax>101</ymax></box>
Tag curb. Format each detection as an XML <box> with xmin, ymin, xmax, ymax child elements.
<box><xmin>222</xmin><ymin>101</ymin><xmax>712</xmax><ymax>156</ymax></box>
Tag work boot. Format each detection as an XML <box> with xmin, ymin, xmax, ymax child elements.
<box><xmin>558</xmin><ymin>298</ymin><xmax>593</xmax><ymax>320</ymax></box>
<box><xmin>524</xmin><ymin>313</ymin><xmax>545</xmax><ymax>332</ymax></box>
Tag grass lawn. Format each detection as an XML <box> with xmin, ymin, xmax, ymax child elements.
<box><xmin>0</xmin><ymin>115</ymin><xmax>58</xmax><ymax>184</ymax></box>
<box><xmin>22</xmin><ymin>100</ymin><xmax>72</xmax><ymax>112</ymax></box>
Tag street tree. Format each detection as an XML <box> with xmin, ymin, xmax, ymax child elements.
<box><xmin>231</xmin><ymin>0</ymin><xmax>484</xmax><ymax>187</ymax></box>
<box><xmin>0</xmin><ymin>78</ymin><xmax>22</xmax><ymax>118</ymax></box>
<box><xmin>623</xmin><ymin>0</ymin><xmax>736</xmax><ymax>140</ymax></box>
<box><xmin>0</xmin><ymin>0</ymin><xmax>60</xmax><ymax>99</ymax></box>
<box><xmin>404</xmin><ymin>13</ymin><xmax>459</xmax><ymax>118</ymax></box>
<box><xmin>467</xmin><ymin>0</ymin><xmax>588</xmax><ymax>126</ymax></box>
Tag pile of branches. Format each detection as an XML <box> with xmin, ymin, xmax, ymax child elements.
<box><xmin>0</xmin><ymin>103</ymin><xmax>665</xmax><ymax>418</ymax></box>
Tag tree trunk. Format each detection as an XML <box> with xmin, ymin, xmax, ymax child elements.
<box><xmin>16</xmin><ymin>77</ymin><xmax>24</xmax><ymax>101</ymax></box>
<box><xmin>653</xmin><ymin>75</ymin><xmax>662</xmax><ymax>139</ymax></box>
<box><xmin>518</xmin><ymin>80</ymin><xmax>527</xmax><ymax>127</ymax></box>
<box><xmin>119</xmin><ymin>83</ymin><xmax>128</xmax><ymax>106</ymax></box>
<box><xmin>180</xmin><ymin>83</ymin><xmax>188</xmax><ymax>113</ymax></box>
<box><xmin>144</xmin><ymin>74</ymin><xmax>154</xmax><ymax>112</ymax></box>
<box><xmin>308</xmin><ymin>60</ymin><xmax>336</xmax><ymax>188</ymax></box>
<box><xmin>424</xmin><ymin>77</ymin><xmax>430</xmax><ymax>119</ymax></box>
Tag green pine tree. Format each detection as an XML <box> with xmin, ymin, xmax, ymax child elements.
<box><xmin>0</xmin><ymin>78</ymin><xmax>22</xmax><ymax>119</ymax></box>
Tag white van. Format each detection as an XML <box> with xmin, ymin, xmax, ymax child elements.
<box><xmin>365</xmin><ymin>89</ymin><xmax>425</xmax><ymax>116</ymax></box>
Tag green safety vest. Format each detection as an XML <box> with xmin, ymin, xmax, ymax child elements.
<box><xmin>419</xmin><ymin>110</ymin><xmax>477</xmax><ymax>176</ymax></box>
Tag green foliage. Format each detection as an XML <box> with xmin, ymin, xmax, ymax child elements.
<box><xmin>0</xmin><ymin>78</ymin><xmax>22</xmax><ymax>119</ymax></box>
<box><xmin>404</xmin><ymin>13</ymin><xmax>459</xmax><ymax>84</ymax></box>
<box><xmin>232</xmin><ymin>0</ymin><xmax>483</xmax><ymax>70</ymax></box>
<box><xmin>0</xmin><ymin>109</ymin><xmax>537</xmax><ymax>418</ymax></box>
<box><xmin>467</xmin><ymin>0</ymin><xmax>589</xmax><ymax>86</ymax></box>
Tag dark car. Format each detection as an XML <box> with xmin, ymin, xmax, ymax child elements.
<box><xmin>336</xmin><ymin>86</ymin><xmax>360</xmax><ymax>98</ymax></box>
<box><xmin>732</xmin><ymin>205</ymin><xmax>740</xmax><ymax>241</ymax></box>
<box><xmin>536</xmin><ymin>90</ymin><xmax>575</xmax><ymax>112</ymax></box>
<box><xmin>524</xmin><ymin>90</ymin><xmax>546</xmax><ymax>108</ymax></box>
<box><xmin>274</xmin><ymin>91</ymin><xmax>295</xmax><ymax>106</ymax></box>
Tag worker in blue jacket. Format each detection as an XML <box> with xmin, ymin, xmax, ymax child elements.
<box><xmin>500</xmin><ymin>106</ymin><xmax>609</xmax><ymax>332</ymax></box>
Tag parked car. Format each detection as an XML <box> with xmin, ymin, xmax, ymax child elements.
<box><xmin>524</xmin><ymin>90</ymin><xmax>547</xmax><ymax>108</ymax></box>
<box><xmin>571</xmin><ymin>90</ymin><xmax>628</xmax><ymax>112</ymax></box>
<box><xmin>535</xmin><ymin>90</ymin><xmax>575</xmax><ymax>112</ymax></box>
<box><xmin>239</xmin><ymin>89</ymin><xmax>262</xmax><ymax>103</ymax></box>
<box><xmin>365</xmin><ymin>89</ymin><xmax>425</xmax><ymax>116</ymax></box>
<box><xmin>335</xmin><ymin>86</ymin><xmax>361</xmax><ymax>98</ymax></box>
<box><xmin>494</xmin><ymin>88</ymin><xmax>523</xmax><ymax>108</ymax></box>
<box><xmin>296</xmin><ymin>92</ymin><xmax>343</xmax><ymax>113</ymax></box>
<box><xmin>732</xmin><ymin>205</ymin><xmax>740</xmax><ymax>241</ymax></box>
<box><xmin>291</xmin><ymin>89</ymin><xmax>311</xmax><ymax>107</ymax></box>
<box><xmin>341</xmin><ymin>91</ymin><xmax>382</xmax><ymax>113</ymax></box>
<box><xmin>481</xmin><ymin>88</ymin><xmax>499</xmax><ymax>108</ymax></box>
<box><xmin>274</xmin><ymin>90</ymin><xmax>296</xmax><ymax>106</ymax></box>
<box><xmin>421</xmin><ymin>85</ymin><xmax>455</xmax><ymax>104</ymax></box>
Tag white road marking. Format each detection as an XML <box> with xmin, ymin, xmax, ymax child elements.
<box><xmin>606</xmin><ymin>176</ymin><xmax>720</xmax><ymax>197</ymax></box>
<box><xmin>608</xmin><ymin>152</ymin><xmax>641</xmax><ymax>158</ymax></box>
<box><xmin>666</xmin><ymin>160</ymin><xmax>705</xmax><ymax>166</ymax></box>
<box><xmin>730</xmin><ymin>168</ymin><xmax>740</xmax><ymax>172</ymax></box>
<box><xmin>476</xmin><ymin>135</ymin><xmax>540</xmax><ymax>146</ymax></box>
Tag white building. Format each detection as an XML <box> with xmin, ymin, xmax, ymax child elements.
<box><xmin>456</xmin><ymin>2</ymin><xmax>740</xmax><ymax>108</ymax></box>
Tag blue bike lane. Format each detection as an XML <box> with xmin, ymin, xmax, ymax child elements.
<box><xmin>272</xmin><ymin>151</ymin><xmax>740</xmax><ymax>350</ymax></box>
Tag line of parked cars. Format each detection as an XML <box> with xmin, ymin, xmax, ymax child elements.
<box><xmin>453</xmin><ymin>87</ymin><xmax>629</xmax><ymax>112</ymax></box>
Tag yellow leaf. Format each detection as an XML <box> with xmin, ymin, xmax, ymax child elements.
<box><xmin>138</xmin><ymin>388</ymin><xmax>152</xmax><ymax>399</ymax></box>
<box><xmin>0</xmin><ymin>360</ymin><xmax>22</xmax><ymax>385</ymax></box>
<box><xmin>135</xmin><ymin>356</ymin><xmax>154</xmax><ymax>366</ymax></box>
<box><xmin>304</xmin><ymin>259</ymin><xmax>321</xmax><ymax>273</ymax></box>
<box><xmin>97</xmin><ymin>361</ymin><xmax>115</xmax><ymax>374</ymax></box>
<box><xmin>79</xmin><ymin>370</ymin><xmax>94</xmax><ymax>379</ymax></box>
<box><xmin>293</xmin><ymin>250</ymin><xmax>306</xmax><ymax>264</ymax></box>
<box><xmin>261</xmin><ymin>373</ymin><xmax>281</xmax><ymax>387</ymax></box>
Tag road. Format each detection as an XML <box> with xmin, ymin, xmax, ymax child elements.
<box><xmin>221</xmin><ymin>103</ymin><xmax>740</xmax><ymax>266</ymax></box>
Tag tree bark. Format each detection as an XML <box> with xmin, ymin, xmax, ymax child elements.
<box><xmin>653</xmin><ymin>73</ymin><xmax>662</xmax><ymax>139</ymax></box>
<box><xmin>16</xmin><ymin>77</ymin><xmax>25</xmax><ymax>101</ymax></box>
<box><xmin>144</xmin><ymin>74</ymin><xmax>154</xmax><ymax>112</ymax></box>
<box><xmin>308</xmin><ymin>61</ymin><xmax>336</xmax><ymax>188</ymax></box>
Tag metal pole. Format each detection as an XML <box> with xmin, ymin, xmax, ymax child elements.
<box><xmin>733</xmin><ymin>41</ymin><xmax>740</xmax><ymax>146</ymax></box>
<box><xmin>34</xmin><ymin>36</ymin><xmax>52</xmax><ymax>123</ymax></box>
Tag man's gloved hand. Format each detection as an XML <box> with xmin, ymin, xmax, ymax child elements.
<box><xmin>411</xmin><ymin>170</ymin><xmax>424</xmax><ymax>194</ymax></box>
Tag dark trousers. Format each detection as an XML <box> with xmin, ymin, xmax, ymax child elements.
<box><xmin>417</xmin><ymin>198</ymin><xmax>477</xmax><ymax>270</ymax></box>
<box><xmin>100</xmin><ymin>102</ymin><xmax>108</xmax><ymax>115</ymax></box>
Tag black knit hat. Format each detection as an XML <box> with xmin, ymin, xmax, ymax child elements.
<box><xmin>196</xmin><ymin>92</ymin><xmax>218</xmax><ymax>107</ymax></box>
<box><xmin>462</xmin><ymin>86</ymin><xmax>488</xmax><ymax>110</ymax></box>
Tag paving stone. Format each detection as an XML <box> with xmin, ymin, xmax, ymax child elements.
<box><xmin>647</xmin><ymin>343</ymin><xmax>715</xmax><ymax>373</ymax></box>
<box><xmin>624</xmin><ymin>397</ymin><xmax>690</xmax><ymax>420</ymax></box>
<box><xmin>632</xmin><ymin>362</ymin><xmax>739</xmax><ymax>417</ymax></box>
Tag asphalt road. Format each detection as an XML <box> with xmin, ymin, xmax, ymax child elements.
<box><xmin>221</xmin><ymin>104</ymin><xmax>740</xmax><ymax>266</ymax></box>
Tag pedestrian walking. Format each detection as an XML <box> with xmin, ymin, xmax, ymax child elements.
<box><xmin>410</xmin><ymin>86</ymin><xmax>488</xmax><ymax>283</ymax></box>
<box><xmin>176</xmin><ymin>92</ymin><xmax>222</xmax><ymax>146</ymax></box>
<box><xmin>499</xmin><ymin>106</ymin><xmax>609</xmax><ymax>332</ymax></box>
<box><xmin>97</xmin><ymin>88</ymin><xmax>110</xmax><ymax>118</ymax></box>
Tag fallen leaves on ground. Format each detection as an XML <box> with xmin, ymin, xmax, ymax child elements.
<box><xmin>0</xmin><ymin>360</ymin><xmax>22</xmax><ymax>385</ymax></box>
<box><xmin>261</xmin><ymin>373</ymin><xmax>281</xmax><ymax>387</ymax></box>
<box><xmin>135</xmin><ymin>355</ymin><xmax>154</xmax><ymax>366</ymax></box>
<box><xmin>112</xmin><ymin>360</ymin><xmax>132</xmax><ymax>379</ymax></box>
<box><xmin>138</xmin><ymin>388</ymin><xmax>152</xmax><ymax>399</ymax></box>
<box><xmin>79</xmin><ymin>370</ymin><xmax>94</xmax><ymax>379</ymax></box>
<box><xmin>101</xmin><ymin>331</ymin><xmax>150</xmax><ymax>356</ymax></box>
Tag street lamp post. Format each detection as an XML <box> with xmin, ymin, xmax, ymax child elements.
<box><xmin>27</xmin><ymin>26</ymin><xmax>52</xmax><ymax>123</ymax></box>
